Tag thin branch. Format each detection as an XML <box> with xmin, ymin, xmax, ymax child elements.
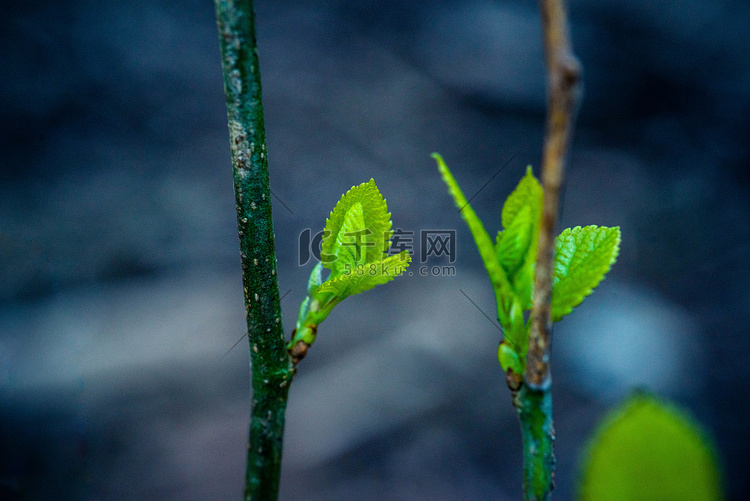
<box><xmin>517</xmin><ymin>1</ymin><xmax>581</xmax><ymax>499</ymax></box>
<box><xmin>526</xmin><ymin>0</ymin><xmax>582</xmax><ymax>389</ymax></box>
<box><xmin>214</xmin><ymin>1</ymin><xmax>295</xmax><ymax>500</ymax></box>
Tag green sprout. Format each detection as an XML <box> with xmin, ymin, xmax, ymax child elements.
<box><xmin>288</xmin><ymin>179</ymin><xmax>411</xmax><ymax>363</ymax></box>
<box><xmin>433</xmin><ymin>153</ymin><xmax>620</xmax><ymax>380</ymax></box>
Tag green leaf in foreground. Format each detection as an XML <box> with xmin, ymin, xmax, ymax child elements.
<box><xmin>579</xmin><ymin>393</ymin><xmax>723</xmax><ymax>501</ymax></box>
<box><xmin>551</xmin><ymin>225</ymin><xmax>620</xmax><ymax>322</ymax></box>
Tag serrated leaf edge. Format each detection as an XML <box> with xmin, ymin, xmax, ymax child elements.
<box><xmin>322</xmin><ymin>179</ymin><xmax>392</xmax><ymax>272</ymax></box>
<box><xmin>316</xmin><ymin>251</ymin><xmax>411</xmax><ymax>298</ymax></box>
<box><xmin>551</xmin><ymin>225</ymin><xmax>621</xmax><ymax>321</ymax></box>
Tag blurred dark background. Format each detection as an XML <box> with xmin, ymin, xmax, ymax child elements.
<box><xmin>2</xmin><ymin>0</ymin><xmax>749</xmax><ymax>499</ymax></box>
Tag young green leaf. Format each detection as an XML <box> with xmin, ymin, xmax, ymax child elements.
<box><xmin>496</xmin><ymin>205</ymin><xmax>533</xmax><ymax>279</ymax></box>
<box><xmin>495</xmin><ymin>167</ymin><xmax>542</xmax><ymax>308</ymax></box>
<box><xmin>290</xmin><ymin>180</ymin><xmax>410</xmax><ymax>356</ymax></box>
<box><xmin>579</xmin><ymin>393</ymin><xmax>723</xmax><ymax>501</ymax></box>
<box><xmin>316</xmin><ymin>251</ymin><xmax>411</xmax><ymax>298</ymax></box>
<box><xmin>329</xmin><ymin>202</ymin><xmax>368</xmax><ymax>275</ymax></box>
<box><xmin>551</xmin><ymin>225</ymin><xmax>621</xmax><ymax>322</ymax></box>
<box><xmin>322</xmin><ymin>179</ymin><xmax>391</xmax><ymax>273</ymax></box>
<box><xmin>501</xmin><ymin>166</ymin><xmax>543</xmax><ymax>232</ymax></box>
<box><xmin>433</xmin><ymin>153</ymin><xmax>513</xmax><ymax>320</ymax></box>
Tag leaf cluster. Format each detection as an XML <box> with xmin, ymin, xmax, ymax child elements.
<box><xmin>290</xmin><ymin>180</ymin><xmax>410</xmax><ymax>353</ymax></box>
<box><xmin>434</xmin><ymin>154</ymin><xmax>620</xmax><ymax>375</ymax></box>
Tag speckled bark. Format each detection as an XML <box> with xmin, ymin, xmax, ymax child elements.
<box><xmin>214</xmin><ymin>1</ymin><xmax>294</xmax><ymax>500</ymax></box>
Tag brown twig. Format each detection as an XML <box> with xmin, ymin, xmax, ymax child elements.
<box><xmin>526</xmin><ymin>0</ymin><xmax>582</xmax><ymax>389</ymax></box>
<box><xmin>517</xmin><ymin>3</ymin><xmax>580</xmax><ymax>497</ymax></box>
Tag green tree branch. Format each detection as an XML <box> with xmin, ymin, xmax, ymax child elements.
<box><xmin>214</xmin><ymin>1</ymin><xmax>294</xmax><ymax>499</ymax></box>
